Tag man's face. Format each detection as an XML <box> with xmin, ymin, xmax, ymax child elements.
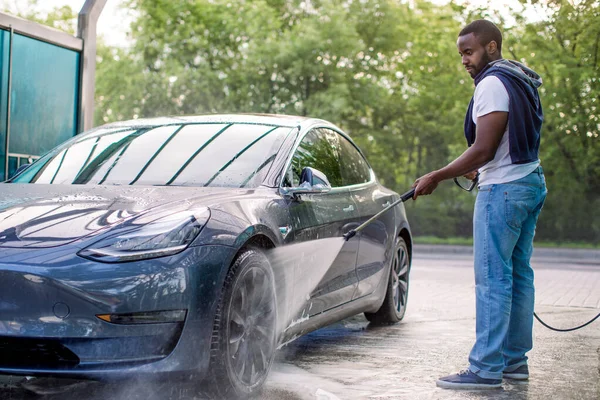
<box><xmin>457</xmin><ymin>33</ymin><xmax>492</xmax><ymax>79</ymax></box>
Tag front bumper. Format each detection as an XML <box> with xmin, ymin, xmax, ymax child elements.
<box><xmin>0</xmin><ymin>244</ymin><xmax>236</xmax><ymax>380</ymax></box>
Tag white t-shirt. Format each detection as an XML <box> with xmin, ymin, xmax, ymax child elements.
<box><xmin>473</xmin><ymin>76</ymin><xmax>540</xmax><ymax>185</ymax></box>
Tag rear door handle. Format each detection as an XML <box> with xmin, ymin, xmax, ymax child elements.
<box><xmin>343</xmin><ymin>205</ymin><xmax>355</xmax><ymax>212</ymax></box>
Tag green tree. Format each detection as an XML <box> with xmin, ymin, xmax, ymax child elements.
<box><xmin>511</xmin><ymin>0</ymin><xmax>600</xmax><ymax>241</ymax></box>
<box><xmin>105</xmin><ymin>0</ymin><xmax>511</xmax><ymax>238</ymax></box>
<box><xmin>11</xmin><ymin>0</ymin><xmax>600</xmax><ymax>243</ymax></box>
<box><xmin>0</xmin><ymin>0</ymin><xmax>77</xmax><ymax>34</ymax></box>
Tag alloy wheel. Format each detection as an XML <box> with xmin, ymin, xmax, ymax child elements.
<box><xmin>227</xmin><ymin>265</ymin><xmax>276</xmax><ymax>387</ymax></box>
<box><xmin>392</xmin><ymin>243</ymin><xmax>409</xmax><ymax>315</ymax></box>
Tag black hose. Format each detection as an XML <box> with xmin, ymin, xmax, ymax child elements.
<box><xmin>533</xmin><ymin>311</ymin><xmax>600</xmax><ymax>332</ymax></box>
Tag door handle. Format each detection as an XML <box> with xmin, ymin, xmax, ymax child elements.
<box><xmin>382</xmin><ymin>201</ymin><xmax>391</xmax><ymax>208</ymax></box>
<box><xmin>343</xmin><ymin>205</ymin><xmax>355</xmax><ymax>212</ymax></box>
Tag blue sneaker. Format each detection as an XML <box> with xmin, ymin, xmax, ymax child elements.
<box><xmin>436</xmin><ymin>370</ymin><xmax>502</xmax><ymax>389</ymax></box>
<box><xmin>503</xmin><ymin>365</ymin><xmax>529</xmax><ymax>380</ymax></box>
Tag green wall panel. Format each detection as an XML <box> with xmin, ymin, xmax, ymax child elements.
<box><xmin>9</xmin><ymin>33</ymin><xmax>80</xmax><ymax>156</ymax></box>
<box><xmin>0</xmin><ymin>29</ymin><xmax>8</xmax><ymax>179</ymax></box>
<box><xmin>0</xmin><ymin>29</ymin><xmax>80</xmax><ymax>179</ymax></box>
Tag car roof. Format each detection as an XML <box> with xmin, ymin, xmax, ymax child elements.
<box><xmin>99</xmin><ymin>113</ymin><xmax>337</xmax><ymax>132</ymax></box>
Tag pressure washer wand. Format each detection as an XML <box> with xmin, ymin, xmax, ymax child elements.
<box><xmin>344</xmin><ymin>188</ymin><xmax>415</xmax><ymax>241</ymax></box>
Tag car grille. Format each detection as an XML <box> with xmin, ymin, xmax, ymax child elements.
<box><xmin>0</xmin><ymin>337</ymin><xmax>80</xmax><ymax>369</ymax></box>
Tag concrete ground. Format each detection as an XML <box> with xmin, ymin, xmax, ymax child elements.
<box><xmin>1</xmin><ymin>245</ymin><xmax>599</xmax><ymax>399</ymax></box>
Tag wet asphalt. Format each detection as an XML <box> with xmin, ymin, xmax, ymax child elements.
<box><xmin>1</xmin><ymin>246</ymin><xmax>599</xmax><ymax>399</ymax></box>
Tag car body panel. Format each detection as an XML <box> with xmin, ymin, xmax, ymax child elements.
<box><xmin>0</xmin><ymin>114</ymin><xmax>411</xmax><ymax>381</ymax></box>
<box><xmin>351</xmin><ymin>183</ymin><xmax>399</xmax><ymax>300</ymax></box>
<box><xmin>0</xmin><ymin>244</ymin><xmax>237</xmax><ymax>377</ymax></box>
<box><xmin>286</xmin><ymin>188</ymin><xmax>361</xmax><ymax>318</ymax></box>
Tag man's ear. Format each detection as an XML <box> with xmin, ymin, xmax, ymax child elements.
<box><xmin>487</xmin><ymin>40</ymin><xmax>498</xmax><ymax>55</ymax></box>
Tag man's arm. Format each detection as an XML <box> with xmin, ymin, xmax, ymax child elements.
<box><xmin>412</xmin><ymin>111</ymin><xmax>508</xmax><ymax>199</ymax></box>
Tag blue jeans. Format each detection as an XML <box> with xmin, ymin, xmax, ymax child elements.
<box><xmin>468</xmin><ymin>167</ymin><xmax>547</xmax><ymax>380</ymax></box>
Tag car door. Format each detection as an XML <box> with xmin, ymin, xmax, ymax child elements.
<box><xmin>335</xmin><ymin>133</ymin><xmax>397</xmax><ymax>300</ymax></box>
<box><xmin>282</xmin><ymin>128</ymin><xmax>360</xmax><ymax>317</ymax></box>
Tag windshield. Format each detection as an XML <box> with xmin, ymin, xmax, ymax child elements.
<box><xmin>11</xmin><ymin>123</ymin><xmax>292</xmax><ymax>187</ymax></box>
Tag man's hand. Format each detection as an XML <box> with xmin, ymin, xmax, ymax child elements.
<box><xmin>412</xmin><ymin>171</ymin><xmax>440</xmax><ymax>200</ymax></box>
<box><xmin>463</xmin><ymin>170</ymin><xmax>478</xmax><ymax>181</ymax></box>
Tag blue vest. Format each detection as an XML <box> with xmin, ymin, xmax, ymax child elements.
<box><xmin>464</xmin><ymin>60</ymin><xmax>543</xmax><ymax>164</ymax></box>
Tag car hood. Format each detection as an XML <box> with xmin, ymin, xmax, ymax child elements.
<box><xmin>0</xmin><ymin>184</ymin><xmax>240</xmax><ymax>249</ymax></box>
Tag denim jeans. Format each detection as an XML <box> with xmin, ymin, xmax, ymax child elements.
<box><xmin>468</xmin><ymin>166</ymin><xmax>547</xmax><ymax>380</ymax></box>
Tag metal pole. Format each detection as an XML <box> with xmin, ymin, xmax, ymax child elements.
<box><xmin>77</xmin><ymin>0</ymin><xmax>107</xmax><ymax>133</ymax></box>
<box><xmin>0</xmin><ymin>12</ymin><xmax>82</xmax><ymax>51</ymax></box>
<box><xmin>4</xmin><ymin>26</ymin><xmax>13</xmax><ymax>181</ymax></box>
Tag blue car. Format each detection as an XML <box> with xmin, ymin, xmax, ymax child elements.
<box><xmin>0</xmin><ymin>114</ymin><xmax>412</xmax><ymax>398</ymax></box>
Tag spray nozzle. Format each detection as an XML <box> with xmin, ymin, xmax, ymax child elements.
<box><xmin>343</xmin><ymin>230</ymin><xmax>357</xmax><ymax>241</ymax></box>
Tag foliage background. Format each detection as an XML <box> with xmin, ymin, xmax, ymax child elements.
<box><xmin>6</xmin><ymin>0</ymin><xmax>600</xmax><ymax>243</ymax></box>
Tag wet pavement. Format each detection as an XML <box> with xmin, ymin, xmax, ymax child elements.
<box><xmin>1</xmin><ymin>247</ymin><xmax>599</xmax><ymax>399</ymax></box>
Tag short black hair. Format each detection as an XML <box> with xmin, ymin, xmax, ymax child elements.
<box><xmin>459</xmin><ymin>20</ymin><xmax>502</xmax><ymax>52</ymax></box>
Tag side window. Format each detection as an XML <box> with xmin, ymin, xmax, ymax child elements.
<box><xmin>337</xmin><ymin>133</ymin><xmax>372</xmax><ymax>186</ymax></box>
<box><xmin>284</xmin><ymin>128</ymin><xmax>343</xmax><ymax>187</ymax></box>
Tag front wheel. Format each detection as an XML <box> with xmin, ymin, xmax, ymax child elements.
<box><xmin>206</xmin><ymin>248</ymin><xmax>277</xmax><ymax>399</ymax></box>
<box><xmin>365</xmin><ymin>236</ymin><xmax>410</xmax><ymax>324</ymax></box>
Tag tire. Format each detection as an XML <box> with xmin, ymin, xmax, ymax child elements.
<box><xmin>206</xmin><ymin>248</ymin><xmax>277</xmax><ymax>399</ymax></box>
<box><xmin>365</xmin><ymin>236</ymin><xmax>410</xmax><ymax>324</ymax></box>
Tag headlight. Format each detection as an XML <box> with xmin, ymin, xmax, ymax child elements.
<box><xmin>78</xmin><ymin>207</ymin><xmax>210</xmax><ymax>263</ymax></box>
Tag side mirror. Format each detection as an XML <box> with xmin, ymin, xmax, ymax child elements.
<box><xmin>300</xmin><ymin>167</ymin><xmax>331</xmax><ymax>188</ymax></box>
<box><xmin>9</xmin><ymin>163</ymin><xmax>30</xmax><ymax>180</ymax></box>
<box><xmin>280</xmin><ymin>167</ymin><xmax>332</xmax><ymax>198</ymax></box>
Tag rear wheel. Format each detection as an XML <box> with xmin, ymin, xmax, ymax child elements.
<box><xmin>206</xmin><ymin>248</ymin><xmax>277</xmax><ymax>399</ymax></box>
<box><xmin>365</xmin><ymin>236</ymin><xmax>410</xmax><ymax>324</ymax></box>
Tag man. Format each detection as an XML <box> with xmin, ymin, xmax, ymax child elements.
<box><xmin>412</xmin><ymin>19</ymin><xmax>548</xmax><ymax>389</ymax></box>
